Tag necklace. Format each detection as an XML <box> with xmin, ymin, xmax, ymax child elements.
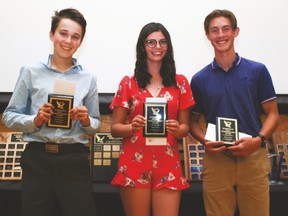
<box><xmin>157</xmin><ymin>85</ymin><xmax>161</xmax><ymax>89</ymax></box>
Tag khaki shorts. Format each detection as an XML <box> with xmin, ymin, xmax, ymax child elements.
<box><xmin>202</xmin><ymin>148</ymin><xmax>270</xmax><ymax>216</ymax></box>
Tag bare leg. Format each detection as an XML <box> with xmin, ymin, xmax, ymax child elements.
<box><xmin>119</xmin><ymin>187</ymin><xmax>151</xmax><ymax>216</ymax></box>
<box><xmin>152</xmin><ymin>188</ymin><xmax>181</xmax><ymax>216</ymax></box>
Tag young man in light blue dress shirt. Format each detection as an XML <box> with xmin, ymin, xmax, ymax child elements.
<box><xmin>2</xmin><ymin>8</ymin><xmax>100</xmax><ymax>216</ymax></box>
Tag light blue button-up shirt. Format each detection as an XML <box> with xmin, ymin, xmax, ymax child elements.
<box><xmin>2</xmin><ymin>55</ymin><xmax>100</xmax><ymax>144</ymax></box>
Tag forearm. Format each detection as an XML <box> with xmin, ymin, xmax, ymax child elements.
<box><xmin>111</xmin><ymin>123</ymin><xmax>134</xmax><ymax>138</ymax></box>
<box><xmin>81</xmin><ymin>117</ymin><xmax>101</xmax><ymax>135</ymax></box>
<box><xmin>189</xmin><ymin>112</ymin><xmax>207</xmax><ymax>145</ymax></box>
<box><xmin>174</xmin><ymin>123</ymin><xmax>190</xmax><ymax>139</ymax></box>
<box><xmin>260</xmin><ymin>112</ymin><xmax>280</xmax><ymax>138</ymax></box>
<box><xmin>2</xmin><ymin>112</ymin><xmax>39</xmax><ymax>133</ymax></box>
<box><xmin>189</xmin><ymin>123</ymin><xmax>206</xmax><ymax>145</ymax></box>
<box><xmin>260</xmin><ymin>100</ymin><xmax>280</xmax><ymax>138</ymax></box>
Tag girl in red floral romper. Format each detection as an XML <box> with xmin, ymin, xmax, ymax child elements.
<box><xmin>110</xmin><ymin>22</ymin><xmax>195</xmax><ymax>216</ymax></box>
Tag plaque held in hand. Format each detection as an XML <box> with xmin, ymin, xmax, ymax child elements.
<box><xmin>47</xmin><ymin>94</ymin><xmax>74</xmax><ymax>129</ymax></box>
<box><xmin>143</xmin><ymin>102</ymin><xmax>167</xmax><ymax>137</ymax></box>
<box><xmin>216</xmin><ymin>117</ymin><xmax>239</xmax><ymax>146</ymax></box>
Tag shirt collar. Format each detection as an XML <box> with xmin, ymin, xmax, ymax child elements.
<box><xmin>211</xmin><ymin>53</ymin><xmax>241</xmax><ymax>70</ymax></box>
<box><xmin>42</xmin><ymin>54</ymin><xmax>83</xmax><ymax>71</ymax></box>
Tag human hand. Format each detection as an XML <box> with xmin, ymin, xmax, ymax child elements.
<box><xmin>166</xmin><ymin>119</ymin><xmax>181</xmax><ymax>137</ymax></box>
<box><xmin>131</xmin><ymin>115</ymin><xmax>145</xmax><ymax>134</ymax></box>
<box><xmin>70</xmin><ymin>106</ymin><xmax>90</xmax><ymax>127</ymax></box>
<box><xmin>34</xmin><ymin>103</ymin><xmax>54</xmax><ymax>127</ymax></box>
<box><xmin>204</xmin><ymin>140</ymin><xmax>227</xmax><ymax>153</ymax></box>
<box><xmin>226</xmin><ymin>137</ymin><xmax>262</xmax><ymax>157</ymax></box>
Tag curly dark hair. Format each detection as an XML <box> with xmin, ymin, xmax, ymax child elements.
<box><xmin>134</xmin><ymin>22</ymin><xmax>177</xmax><ymax>89</ymax></box>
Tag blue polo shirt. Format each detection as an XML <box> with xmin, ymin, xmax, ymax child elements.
<box><xmin>190</xmin><ymin>54</ymin><xmax>277</xmax><ymax>136</ymax></box>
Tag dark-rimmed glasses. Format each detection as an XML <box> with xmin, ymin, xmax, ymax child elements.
<box><xmin>145</xmin><ymin>39</ymin><xmax>168</xmax><ymax>48</ymax></box>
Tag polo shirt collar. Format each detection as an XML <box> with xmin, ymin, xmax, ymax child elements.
<box><xmin>211</xmin><ymin>53</ymin><xmax>242</xmax><ymax>70</ymax></box>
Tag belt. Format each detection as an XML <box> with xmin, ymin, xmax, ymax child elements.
<box><xmin>27</xmin><ymin>142</ymin><xmax>89</xmax><ymax>154</ymax></box>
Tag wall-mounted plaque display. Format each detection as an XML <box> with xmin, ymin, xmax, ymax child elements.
<box><xmin>0</xmin><ymin>132</ymin><xmax>27</xmax><ymax>180</ymax></box>
<box><xmin>92</xmin><ymin>132</ymin><xmax>122</xmax><ymax>182</ymax></box>
<box><xmin>272</xmin><ymin>132</ymin><xmax>288</xmax><ymax>180</ymax></box>
<box><xmin>182</xmin><ymin>134</ymin><xmax>204</xmax><ymax>181</ymax></box>
<box><xmin>47</xmin><ymin>94</ymin><xmax>74</xmax><ymax>129</ymax></box>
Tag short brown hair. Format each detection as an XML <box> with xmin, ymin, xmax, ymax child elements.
<box><xmin>50</xmin><ymin>8</ymin><xmax>87</xmax><ymax>41</ymax></box>
<box><xmin>204</xmin><ymin>9</ymin><xmax>237</xmax><ymax>34</ymax></box>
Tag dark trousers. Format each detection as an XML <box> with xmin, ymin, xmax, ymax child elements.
<box><xmin>20</xmin><ymin>145</ymin><xmax>97</xmax><ymax>216</ymax></box>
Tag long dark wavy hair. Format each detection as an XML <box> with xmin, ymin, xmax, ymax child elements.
<box><xmin>134</xmin><ymin>22</ymin><xmax>177</xmax><ymax>89</ymax></box>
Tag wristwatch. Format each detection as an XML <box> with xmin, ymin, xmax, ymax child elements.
<box><xmin>257</xmin><ymin>133</ymin><xmax>268</xmax><ymax>148</ymax></box>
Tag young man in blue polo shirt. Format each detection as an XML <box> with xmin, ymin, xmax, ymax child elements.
<box><xmin>189</xmin><ymin>9</ymin><xmax>279</xmax><ymax>216</ymax></box>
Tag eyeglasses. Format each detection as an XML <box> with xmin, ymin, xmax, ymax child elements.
<box><xmin>145</xmin><ymin>39</ymin><xmax>168</xmax><ymax>48</ymax></box>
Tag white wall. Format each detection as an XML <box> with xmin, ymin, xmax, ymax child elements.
<box><xmin>1</xmin><ymin>0</ymin><xmax>287</xmax><ymax>94</ymax></box>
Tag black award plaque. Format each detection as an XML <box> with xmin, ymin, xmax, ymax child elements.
<box><xmin>143</xmin><ymin>102</ymin><xmax>167</xmax><ymax>137</ymax></box>
<box><xmin>216</xmin><ymin>117</ymin><xmax>239</xmax><ymax>146</ymax></box>
<box><xmin>47</xmin><ymin>94</ymin><xmax>74</xmax><ymax>129</ymax></box>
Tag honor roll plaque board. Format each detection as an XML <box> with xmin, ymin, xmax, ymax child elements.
<box><xmin>272</xmin><ymin>132</ymin><xmax>288</xmax><ymax>179</ymax></box>
<box><xmin>0</xmin><ymin>132</ymin><xmax>27</xmax><ymax>180</ymax></box>
<box><xmin>183</xmin><ymin>134</ymin><xmax>204</xmax><ymax>181</ymax></box>
<box><xmin>92</xmin><ymin>132</ymin><xmax>122</xmax><ymax>182</ymax></box>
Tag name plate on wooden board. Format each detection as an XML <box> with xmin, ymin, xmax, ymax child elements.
<box><xmin>92</xmin><ymin>132</ymin><xmax>122</xmax><ymax>182</ymax></box>
<box><xmin>0</xmin><ymin>132</ymin><xmax>27</xmax><ymax>180</ymax></box>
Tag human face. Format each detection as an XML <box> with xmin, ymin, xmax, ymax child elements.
<box><xmin>206</xmin><ymin>16</ymin><xmax>239</xmax><ymax>53</ymax></box>
<box><xmin>50</xmin><ymin>18</ymin><xmax>83</xmax><ymax>60</ymax></box>
<box><xmin>145</xmin><ymin>31</ymin><xmax>168</xmax><ymax>63</ymax></box>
